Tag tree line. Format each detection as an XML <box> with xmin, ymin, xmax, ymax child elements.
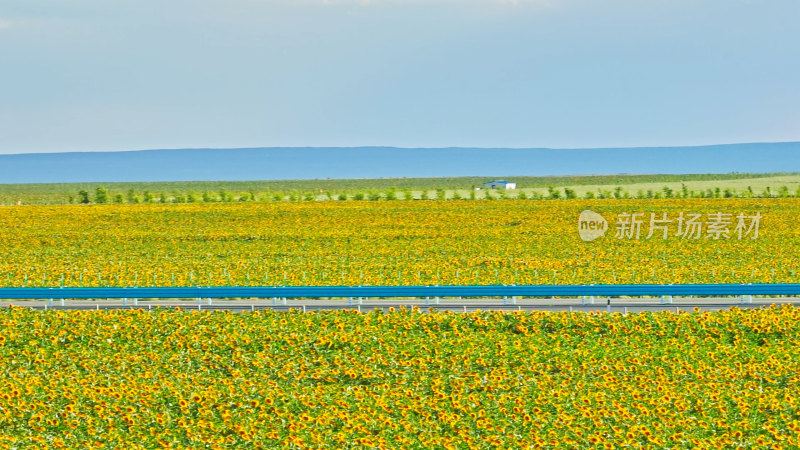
<box><xmin>72</xmin><ymin>183</ymin><xmax>800</xmax><ymax>204</ymax></box>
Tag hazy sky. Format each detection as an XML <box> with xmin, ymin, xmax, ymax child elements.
<box><xmin>1</xmin><ymin>0</ymin><xmax>798</xmax><ymax>154</ymax></box>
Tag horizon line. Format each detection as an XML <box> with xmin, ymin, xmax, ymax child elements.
<box><xmin>1</xmin><ymin>140</ymin><xmax>799</xmax><ymax>156</ymax></box>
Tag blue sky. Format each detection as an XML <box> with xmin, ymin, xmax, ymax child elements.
<box><xmin>1</xmin><ymin>0</ymin><xmax>798</xmax><ymax>154</ymax></box>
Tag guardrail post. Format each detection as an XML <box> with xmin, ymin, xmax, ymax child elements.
<box><xmin>272</xmin><ymin>297</ymin><xmax>277</xmax><ymax>306</ymax></box>
<box><xmin>282</xmin><ymin>297</ymin><xmax>287</xmax><ymax>306</ymax></box>
<box><xmin>122</xmin><ymin>298</ymin><xmax>127</xmax><ymax>307</ymax></box>
<box><xmin>580</xmin><ymin>296</ymin><xmax>585</xmax><ymax>306</ymax></box>
<box><xmin>48</xmin><ymin>298</ymin><xmax>53</xmax><ymax>308</ymax></box>
<box><xmin>60</xmin><ymin>299</ymin><xmax>65</xmax><ymax>306</ymax></box>
<box><xmin>348</xmin><ymin>297</ymin><xmax>354</xmax><ymax>307</ymax></box>
<box><xmin>207</xmin><ymin>298</ymin><xmax>212</xmax><ymax>306</ymax></box>
<box><xmin>435</xmin><ymin>296</ymin><xmax>440</xmax><ymax>305</ymax></box>
<box><xmin>133</xmin><ymin>298</ymin><xmax>138</xmax><ymax>306</ymax></box>
<box><xmin>511</xmin><ymin>296</ymin><xmax>517</xmax><ymax>305</ymax></box>
<box><xmin>589</xmin><ymin>296</ymin><xmax>595</xmax><ymax>305</ymax></box>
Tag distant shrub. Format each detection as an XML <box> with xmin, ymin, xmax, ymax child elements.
<box><xmin>113</xmin><ymin>194</ymin><xmax>124</xmax><ymax>203</ymax></box>
<box><xmin>353</xmin><ymin>193</ymin><xmax>365</xmax><ymax>201</ymax></box>
<box><xmin>337</xmin><ymin>193</ymin><xmax>348</xmax><ymax>201</ymax></box>
<box><xmin>202</xmin><ymin>191</ymin><xmax>215</xmax><ymax>202</ymax></box>
<box><xmin>143</xmin><ymin>191</ymin><xmax>154</xmax><ymax>203</ymax></box>
<box><xmin>220</xmin><ymin>190</ymin><xmax>234</xmax><ymax>202</ymax></box>
<box><xmin>584</xmin><ymin>191</ymin><xmax>595</xmax><ymax>199</ymax></box>
<box><xmin>95</xmin><ymin>187</ymin><xmax>108</xmax><ymax>204</ymax></box>
<box><xmin>78</xmin><ymin>190</ymin><xmax>90</xmax><ymax>204</ymax></box>
<box><xmin>563</xmin><ymin>188</ymin><xmax>577</xmax><ymax>199</ymax></box>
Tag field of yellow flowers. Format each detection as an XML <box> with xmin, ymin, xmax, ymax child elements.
<box><xmin>0</xmin><ymin>305</ymin><xmax>798</xmax><ymax>448</ymax></box>
<box><xmin>0</xmin><ymin>198</ymin><xmax>797</xmax><ymax>287</ymax></box>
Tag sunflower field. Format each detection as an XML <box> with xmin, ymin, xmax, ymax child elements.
<box><xmin>0</xmin><ymin>199</ymin><xmax>797</xmax><ymax>287</ymax></box>
<box><xmin>0</xmin><ymin>305</ymin><xmax>798</xmax><ymax>448</ymax></box>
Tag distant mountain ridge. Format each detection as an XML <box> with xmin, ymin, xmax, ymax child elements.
<box><xmin>0</xmin><ymin>143</ymin><xmax>798</xmax><ymax>183</ymax></box>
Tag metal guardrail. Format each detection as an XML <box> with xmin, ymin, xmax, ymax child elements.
<box><xmin>0</xmin><ymin>284</ymin><xmax>799</xmax><ymax>299</ymax></box>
